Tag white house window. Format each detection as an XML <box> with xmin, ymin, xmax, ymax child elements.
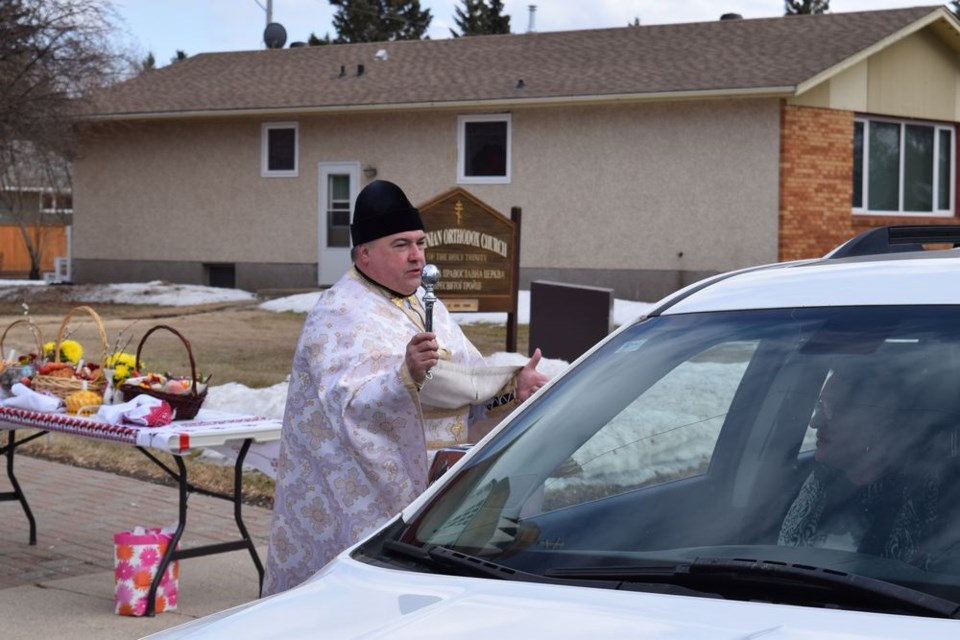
<box><xmin>458</xmin><ymin>114</ymin><xmax>511</xmax><ymax>184</ymax></box>
<box><xmin>261</xmin><ymin>122</ymin><xmax>299</xmax><ymax>177</ymax></box>
<box><xmin>853</xmin><ymin>117</ymin><xmax>954</xmax><ymax>216</ymax></box>
<box><xmin>40</xmin><ymin>191</ymin><xmax>73</xmax><ymax>213</ymax></box>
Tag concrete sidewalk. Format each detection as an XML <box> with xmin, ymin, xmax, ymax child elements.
<box><xmin>0</xmin><ymin>454</ymin><xmax>272</xmax><ymax>639</ymax></box>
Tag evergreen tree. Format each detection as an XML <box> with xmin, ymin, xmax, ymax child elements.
<box><xmin>451</xmin><ymin>0</ymin><xmax>510</xmax><ymax>37</ymax></box>
<box><xmin>952</xmin><ymin>1</ymin><xmax>960</xmax><ymax>19</ymax></box>
<box><xmin>485</xmin><ymin>0</ymin><xmax>510</xmax><ymax>34</ymax></box>
<box><xmin>308</xmin><ymin>32</ymin><xmax>332</xmax><ymax>46</ymax></box>
<box><xmin>329</xmin><ymin>0</ymin><xmax>431</xmax><ymax>43</ymax></box>
<box><xmin>451</xmin><ymin>0</ymin><xmax>483</xmax><ymax>36</ymax></box>
<box><xmin>784</xmin><ymin>0</ymin><xmax>829</xmax><ymax>15</ymax></box>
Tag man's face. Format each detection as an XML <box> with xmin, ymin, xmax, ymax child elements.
<box><xmin>810</xmin><ymin>382</ymin><xmax>888</xmax><ymax>470</ymax></box>
<box><xmin>357</xmin><ymin>230</ymin><xmax>427</xmax><ymax>296</ymax></box>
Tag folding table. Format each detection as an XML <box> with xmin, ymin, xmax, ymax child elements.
<box><xmin>0</xmin><ymin>406</ymin><xmax>282</xmax><ymax>616</ymax></box>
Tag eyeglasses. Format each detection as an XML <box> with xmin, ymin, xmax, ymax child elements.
<box><xmin>813</xmin><ymin>398</ymin><xmax>885</xmax><ymax>425</ymax></box>
<box><xmin>814</xmin><ymin>398</ymin><xmax>835</xmax><ymax>422</ymax></box>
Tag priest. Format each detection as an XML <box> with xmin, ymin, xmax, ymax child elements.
<box><xmin>262</xmin><ymin>179</ymin><xmax>548</xmax><ymax>596</ymax></box>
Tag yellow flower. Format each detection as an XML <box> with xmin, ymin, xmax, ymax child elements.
<box><xmin>43</xmin><ymin>339</ymin><xmax>84</xmax><ymax>364</ymax></box>
<box><xmin>105</xmin><ymin>352</ymin><xmax>141</xmax><ymax>385</ymax></box>
<box><xmin>105</xmin><ymin>351</ymin><xmax>138</xmax><ymax>369</ymax></box>
<box><xmin>113</xmin><ymin>364</ymin><xmax>130</xmax><ymax>385</ymax></box>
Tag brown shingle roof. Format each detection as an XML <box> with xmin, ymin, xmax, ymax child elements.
<box><xmin>89</xmin><ymin>6</ymin><xmax>950</xmax><ymax>119</ymax></box>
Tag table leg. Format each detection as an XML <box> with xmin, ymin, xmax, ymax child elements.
<box><xmin>144</xmin><ymin>454</ymin><xmax>187</xmax><ymax>617</ymax></box>
<box><xmin>0</xmin><ymin>429</ymin><xmax>43</xmax><ymax>545</ymax></box>
<box><xmin>231</xmin><ymin>438</ymin><xmax>265</xmax><ymax>594</ymax></box>
<box><xmin>141</xmin><ymin>439</ymin><xmax>264</xmax><ymax>616</ymax></box>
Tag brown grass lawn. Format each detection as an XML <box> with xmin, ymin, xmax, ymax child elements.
<box><xmin>0</xmin><ymin>284</ymin><xmax>528</xmax><ymax>509</ymax></box>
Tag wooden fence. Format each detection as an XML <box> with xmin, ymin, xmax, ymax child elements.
<box><xmin>0</xmin><ymin>225</ymin><xmax>67</xmax><ymax>276</ymax></box>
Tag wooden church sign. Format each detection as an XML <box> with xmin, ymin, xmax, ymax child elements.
<box><xmin>418</xmin><ymin>188</ymin><xmax>519</xmax><ymax>315</ymax></box>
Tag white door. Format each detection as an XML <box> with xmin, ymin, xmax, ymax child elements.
<box><xmin>318</xmin><ymin>162</ymin><xmax>360</xmax><ymax>285</ymax></box>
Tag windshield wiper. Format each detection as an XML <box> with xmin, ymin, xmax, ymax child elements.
<box><xmin>382</xmin><ymin>540</ymin><xmax>619</xmax><ymax>588</ymax></box>
<box><xmin>547</xmin><ymin>557</ymin><xmax>960</xmax><ymax>619</ymax></box>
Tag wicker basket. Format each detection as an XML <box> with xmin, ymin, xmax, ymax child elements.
<box><xmin>31</xmin><ymin>305</ymin><xmax>108</xmax><ymax>400</ymax></box>
<box><xmin>119</xmin><ymin>324</ymin><xmax>208</xmax><ymax>420</ymax></box>
<box><xmin>1</xmin><ymin>318</ymin><xmax>44</xmax><ymax>364</ymax></box>
<box><xmin>1</xmin><ymin>318</ymin><xmax>45</xmax><ymax>390</ymax></box>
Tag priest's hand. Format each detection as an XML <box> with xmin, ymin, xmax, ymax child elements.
<box><xmin>516</xmin><ymin>348</ymin><xmax>550</xmax><ymax>402</ymax></box>
<box><xmin>406</xmin><ymin>332</ymin><xmax>439</xmax><ymax>385</ymax></box>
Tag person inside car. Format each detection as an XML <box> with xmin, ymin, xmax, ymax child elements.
<box><xmin>777</xmin><ymin>363</ymin><xmax>940</xmax><ymax>566</ymax></box>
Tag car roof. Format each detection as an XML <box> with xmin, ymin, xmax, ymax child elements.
<box><xmin>653</xmin><ymin>226</ymin><xmax>960</xmax><ymax>315</ymax></box>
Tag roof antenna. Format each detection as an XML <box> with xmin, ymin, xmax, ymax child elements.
<box><xmin>527</xmin><ymin>5</ymin><xmax>537</xmax><ymax>33</ymax></box>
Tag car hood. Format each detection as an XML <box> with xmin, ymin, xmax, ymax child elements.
<box><xmin>147</xmin><ymin>557</ymin><xmax>958</xmax><ymax>639</ymax></box>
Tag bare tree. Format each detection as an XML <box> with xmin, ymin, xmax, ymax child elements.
<box><xmin>0</xmin><ymin>0</ymin><xmax>125</xmax><ymax>279</ymax></box>
<box><xmin>0</xmin><ymin>142</ymin><xmax>73</xmax><ymax>279</ymax></box>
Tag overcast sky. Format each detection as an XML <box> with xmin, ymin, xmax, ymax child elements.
<box><xmin>111</xmin><ymin>1</ymin><xmax>945</xmax><ymax>65</ymax></box>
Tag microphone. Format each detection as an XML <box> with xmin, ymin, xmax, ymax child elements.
<box><xmin>421</xmin><ymin>264</ymin><xmax>440</xmax><ymax>332</ymax></box>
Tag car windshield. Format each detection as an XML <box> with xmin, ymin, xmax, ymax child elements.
<box><xmin>372</xmin><ymin>305</ymin><xmax>960</xmax><ymax>608</ymax></box>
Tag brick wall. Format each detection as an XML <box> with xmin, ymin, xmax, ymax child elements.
<box><xmin>779</xmin><ymin>104</ymin><xmax>959</xmax><ymax>261</ymax></box>
<box><xmin>779</xmin><ymin>105</ymin><xmax>857</xmax><ymax>261</ymax></box>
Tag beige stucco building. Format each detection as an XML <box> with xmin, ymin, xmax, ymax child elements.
<box><xmin>76</xmin><ymin>6</ymin><xmax>960</xmax><ymax>300</ymax></box>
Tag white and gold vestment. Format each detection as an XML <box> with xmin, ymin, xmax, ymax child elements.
<box><xmin>262</xmin><ymin>268</ymin><xmax>516</xmax><ymax>595</ymax></box>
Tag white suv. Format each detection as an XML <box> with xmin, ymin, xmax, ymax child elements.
<box><xmin>149</xmin><ymin>225</ymin><xmax>960</xmax><ymax>638</ymax></box>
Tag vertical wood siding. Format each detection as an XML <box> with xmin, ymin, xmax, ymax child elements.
<box><xmin>0</xmin><ymin>225</ymin><xmax>67</xmax><ymax>275</ymax></box>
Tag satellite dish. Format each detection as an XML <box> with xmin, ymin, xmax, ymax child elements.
<box><xmin>263</xmin><ymin>22</ymin><xmax>287</xmax><ymax>49</ymax></box>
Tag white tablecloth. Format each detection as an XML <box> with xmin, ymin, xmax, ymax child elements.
<box><xmin>0</xmin><ymin>406</ymin><xmax>282</xmax><ymax>477</ymax></box>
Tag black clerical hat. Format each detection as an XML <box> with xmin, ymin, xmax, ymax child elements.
<box><xmin>350</xmin><ymin>180</ymin><xmax>424</xmax><ymax>246</ymax></box>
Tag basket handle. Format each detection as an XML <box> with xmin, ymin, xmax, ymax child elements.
<box><xmin>54</xmin><ymin>305</ymin><xmax>108</xmax><ymax>368</ymax></box>
<box><xmin>134</xmin><ymin>324</ymin><xmax>200</xmax><ymax>397</ymax></box>
<box><xmin>2</xmin><ymin>319</ymin><xmax>44</xmax><ymax>362</ymax></box>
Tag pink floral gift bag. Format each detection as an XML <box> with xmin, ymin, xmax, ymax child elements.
<box><xmin>113</xmin><ymin>526</ymin><xmax>179</xmax><ymax>616</ymax></box>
